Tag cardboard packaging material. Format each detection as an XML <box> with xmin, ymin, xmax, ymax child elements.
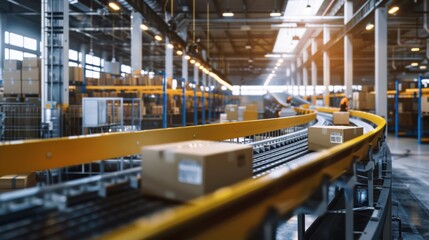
<box><xmin>361</xmin><ymin>86</ymin><xmax>374</xmax><ymax>92</ymax></box>
<box><xmin>0</xmin><ymin>173</ymin><xmax>36</xmax><ymax>189</ymax></box>
<box><xmin>4</xmin><ymin>60</ymin><xmax>22</xmax><ymax>70</ymax></box>
<box><xmin>246</xmin><ymin>103</ymin><xmax>258</xmax><ymax>112</ymax></box>
<box><xmin>172</xmin><ymin>107</ymin><xmax>180</xmax><ymax>115</ymax></box>
<box><xmin>22</xmin><ymin>57</ymin><xmax>41</xmax><ymax>68</ymax></box>
<box><xmin>333</xmin><ymin>111</ymin><xmax>350</xmax><ymax>125</ymax></box>
<box><xmin>422</xmin><ymin>96</ymin><xmax>429</xmax><ymax>113</ymax></box>
<box><xmin>22</xmin><ymin>68</ymin><xmax>40</xmax><ymax>81</ymax></box>
<box><xmin>353</xmin><ymin>92</ymin><xmax>375</xmax><ymax>110</ymax></box>
<box><xmin>3</xmin><ymin>70</ymin><xmax>21</xmax><ymax>94</ymax></box>
<box><xmin>69</xmin><ymin>67</ymin><xmax>84</xmax><ymax>82</ymax></box>
<box><xmin>151</xmin><ymin>105</ymin><xmax>163</xmax><ymax>115</ymax></box>
<box><xmin>243</xmin><ymin>110</ymin><xmax>258</xmax><ymax>121</ymax></box>
<box><xmin>225</xmin><ymin>104</ymin><xmax>238</xmax><ymax>120</ymax></box>
<box><xmin>308</xmin><ymin>126</ymin><xmax>364</xmax><ymax>151</ymax></box>
<box><xmin>22</xmin><ymin>80</ymin><xmax>40</xmax><ymax>94</ymax></box>
<box><xmin>141</xmin><ymin>140</ymin><xmax>253</xmax><ymax>202</ymax></box>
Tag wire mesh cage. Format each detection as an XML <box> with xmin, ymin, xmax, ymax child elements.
<box><xmin>0</xmin><ymin>103</ymin><xmax>41</xmax><ymax>141</ymax></box>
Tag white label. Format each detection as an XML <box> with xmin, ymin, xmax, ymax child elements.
<box><xmin>330</xmin><ymin>132</ymin><xmax>343</xmax><ymax>143</ymax></box>
<box><xmin>178</xmin><ymin>160</ymin><xmax>202</xmax><ymax>185</ymax></box>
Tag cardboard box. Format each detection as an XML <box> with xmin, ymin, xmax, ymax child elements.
<box><xmin>172</xmin><ymin>107</ymin><xmax>180</xmax><ymax>115</ymax></box>
<box><xmin>23</xmin><ymin>57</ymin><xmax>41</xmax><ymax>68</ymax></box>
<box><xmin>308</xmin><ymin>126</ymin><xmax>364</xmax><ymax>151</ymax></box>
<box><xmin>22</xmin><ymin>68</ymin><xmax>40</xmax><ymax>81</ymax></box>
<box><xmin>361</xmin><ymin>86</ymin><xmax>374</xmax><ymax>92</ymax></box>
<box><xmin>398</xmin><ymin>112</ymin><xmax>417</xmax><ymax>128</ymax></box>
<box><xmin>69</xmin><ymin>67</ymin><xmax>84</xmax><ymax>82</ymax></box>
<box><xmin>151</xmin><ymin>105</ymin><xmax>163</xmax><ymax>115</ymax></box>
<box><xmin>0</xmin><ymin>173</ymin><xmax>36</xmax><ymax>189</ymax></box>
<box><xmin>243</xmin><ymin>110</ymin><xmax>258</xmax><ymax>121</ymax></box>
<box><xmin>225</xmin><ymin>104</ymin><xmax>238</xmax><ymax>120</ymax></box>
<box><xmin>246</xmin><ymin>103</ymin><xmax>258</xmax><ymax>112</ymax></box>
<box><xmin>333</xmin><ymin>111</ymin><xmax>350</xmax><ymax>125</ymax></box>
<box><xmin>22</xmin><ymin>80</ymin><xmax>40</xmax><ymax>94</ymax></box>
<box><xmin>141</xmin><ymin>140</ymin><xmax>253</xmax><ymax>201</ymax></box>
<box><xmin>422</xmin><ymin>96</ymin><xmax>429</xmax><ymax>113</ymax></box>
<box><xmin>353</xmin><ymin>92</ymin><xmax>375</xmax><ymax>110</ymax></box>
<box><xmin>4</xmin><ymin>60</ymin><xmax>22</xmax><ymax>70</ymax></box>
<box><xmin>3</xmin><ymin>70</ymin><xmax>21</xmax><ymax>94</ymax></box>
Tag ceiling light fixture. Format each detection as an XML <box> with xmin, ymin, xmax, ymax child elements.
<box><xmin>365</xmin><ymin>23</ymin><xmax>374</xmax><ymax>31</ymax></box>
<box><xmin>411</xmin><ymin>47</ymin><xmax>420</xmax><ymax>52</ymax></box>
<box><xmin>306</xmin><ymin>0</ymin><xmax>311</xmax><ymax>9</ymax></box>
<box><xmin>176</xmin><ymin>50</ymin><xmax>183</xmax><ymax>55</ymax></box>
<box><xmin>388</xmin><ymin>6</ymin><xmax>399</xmax><ymax>15</ymax></box>
<box><xmin>278</xmin><ymin>58</ymin><xmax>284</xmax><ymax>63</ymax></box>
<box><xmin>222</xmin><ymin>9</ymin><xmax>234</xmax><ymax>17</ymax></box>
<box><xmin>190</xmin><ymin>59</ymin><xmax>196</xmax><ymax>64</ymax></box>
<box><xmin>154</xmin><ymin>35</ymin><xmax>163</xmax><ymax>41</ymax></box>
<box><xmin>140</xmin><ymin>24</ymin><xmax>149</xmax><ymax>31</ymax></box>
<box><xmin>411</xmin><ymin>62</ymin><xmax>419</xmax><ymax>67</ymax></box>
<box><xmin>195</xmin><ymin>62</ymin><xmax>201</xmax><ymax>67</ymax></box>
<box><xmin>248</xmin><ymin>59</ymin><xmax>253</xmax><ymax>63</ymax></box>
<box><xmin>270</xmin><ymin>10</ymin><xmax>282</xmax><ymax>17</ymax></box>
<box><xmin>167</xmin><ymin>43</ymin><xmax>174</xmax><ymax>49</ymax></box>
<box><xmin>245</xmin><ymin>43</ymin><xmax>251</xmax><ymax>49</ymax></box>
<box><xmin>420</xmin><ymin>65</ymin><xmax>427</xmax><ymax>70</ymax></box>
<box><xmin>108</xmin><ymin>2</ymin><xmax>121</xmax><ymax>11</ymax></box>
<box><xmin>185</xmin><ymin>55</ymin><xmax>191</xmax><ymax>60</ymax></box>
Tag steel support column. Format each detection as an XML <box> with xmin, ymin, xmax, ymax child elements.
<box><xmin>41</xmin><ymin>0</ymin><xmax>69</xmax><ymax>138</ymax></box>
<box><xmin>344</xmin><ymin>0</ymin><xmax>353</xmax><ymax>98</ymax></box>
<box><xmin>80</xmin><ymin>44</ymin><xmax>86</xmax><ymax>93</ymax></box>
<box><xmin>375</xmin><ymin>7</ymin><xmax>387</xmax><ymax>119</ymax></box>
<box><xmin>0</xmin><ymin>14</ymin><xmax>4</xmax><ymax>80</ymax></box>
<box><xmin>323</xmin><ymin>25</ymin><xmax>331</xmax><ymax>107</ymax></box>
<box><xmin>303</xmin><ymin>67</ymin><xmax>308</xmax><ymax>98</ymax></box>
<box><xmin>296</xmin><ymin>57</ymin><xmax>302</xmax><ymax>96</ymax></box>
<box><xmin>181</xmin><ymin>54</ymin><xmax>188</xmax><ymax>126</ymax></box>
<box><xmin>311</xmin><ymin>39</ymin><xmax>317</xmax><ymax>105</ymax></box>
<box><xmin>164</xmin><ymin>37</ymin><xmax>173</xmax><ymax>128</ymax></box>
<box><xmin>193</xmin><ymin>65</ymin><xmax>198</xmax><ymax>125</ymax></box>
<box><xmin>131</xmin><ymin>11</ymin><xmax>142</xmax><ymax>73</ymax></box>
<box><xmin>201</xmin><ymin>72</ymin><xmax>206</xmax><ymax>125</ymax></box>
<box><xmin>291</xmin><ymin>63</ymin><xmax>296</xmax><ymax>95</ymax></box>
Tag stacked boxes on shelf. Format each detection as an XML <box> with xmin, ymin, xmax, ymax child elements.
<box><xmin>3</xmin><ymin>60</ymin><xmax>22</xmax><ymax>95</ymax></box>
<box><xmin>353</xmin><ymin>86</ymin><xmax>375</xmax><ymax>110</ymax></box>
<box><xmin>0</xmin><ymin>173</ymin><xmax>37</xmax><ymax>192</ymax></box>
<box><xmin>21</xmin><ymin>58</ymin><xmax>41</xmax><ymax>95</ymax></box>
<box><xmin>69</xmin><ymin>66</ymin><xmax>84</xmax><ymax>83</ymax></box>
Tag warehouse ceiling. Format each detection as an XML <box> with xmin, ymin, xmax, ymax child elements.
<box><xmin>1</xmin><ymin>0</ymin><xmax>429</xmax><ymax>87</ymax></box>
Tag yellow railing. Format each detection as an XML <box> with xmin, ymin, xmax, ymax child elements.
<box><xmin>0</xmin><ymin>108</ymin><xmax>316</xmax><ymax>175</ymax></box>
<box><xmin>102</xmin><ymin>108</ymin><xmax>386</xmax><ymax>239</ymax></box>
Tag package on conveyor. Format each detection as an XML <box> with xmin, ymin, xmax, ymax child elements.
<box><xmin>141</xmin><ymin>140</ymin><xmax>253</xmax><ymax>202</ymax></box>
<box><xmin>308</xmin><ymin>126</ymin><xmax>363</xmax><ymax>151</ymax></box>
<box><xmin>0</xmin><ymin>172</ymin><xmax>37</xmax><ymax>191</ymax></box>
<box><xmin>333</xmin><ymin>111</ymin><xmax>350</xmax><ymax>125</ymax></box>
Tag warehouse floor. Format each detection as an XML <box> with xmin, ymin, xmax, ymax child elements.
<box><xmin>388</xmin><ymin>134</ymin><xmax>429</xmax><ymax>240</ymax></box>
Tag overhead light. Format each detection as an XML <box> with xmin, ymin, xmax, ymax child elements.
<box><xmin>154</xmin><ymin>35</ymin><xmax>163</xmax><ymax>41</ymax></box>
<box><xmin>140</xmin><ymin>24</ymin><xmax>149</xmax><ymax>31</ymax></box>
<box><xmin>190</xmin><ymin>59</ymin><xmax>196</xmax><ymax>64</ymax></box>
<box><xmin>276</xmin><ymin>62</ymin><xmax>281</xmax><ymax>67</ymax></box>
<box><xmin>199</xmin><ymin>65</ymin><xmax>204</xmax><ymax>70</ymax></box>
<box><xmin>420</xmin><ymin>65</ymin><xmax>427</xmax><ymax>70</ymax></box>
<box><xmin>388</xmin><ymin>6</ymin><xmax>399</xmax><ymax>15</ymax></box>
<box><xmin>277</xmin><ymin>58</ymin><xmax>284</xmax><ymax>63</ymax></box>
<box><xmin>248</xmin><ymin>59</ymin><xmax>253</xmax><ymax>63</ymax></box>
<box><xmin>411</xmin><ymin>47</ymin><xmax>420</xmax><ymax>52</ymax></box>
<box><xmin>167</xmin><ymin>43</ymin><xmax>174</xmax><ymax>49</ymax></box>
<box><xmin>176</xmin><ymin>50</ymin><xmax>183</xmax><ymax>55</ymax></box>
<box><xmin>265</xmin><ymin>53</ymin><xmax>281</xmax><ymax>58</ymax></box>
<box><xmin>365</xmin><ymin>23</ymin><xmax>374</xmax><ymax>31</ymax></box>
<box><xmin>222</xmin><ymin>9</ymin><xmax>234</xmax><ymax>17</ymax></box>
<box><xmin>245</xmin><ymin>43</ymin><xmax>251</xmax><ymax>49</ymax></box>
<box><xmin>108</xmin><ymin>2</ymin><xmax>121</xmax><ymax>11</ymax></box>
<box><xmin>185</xmin><ymin>55</ymin><xmax>191</xmax><ymax>60</ymax></box>
<box><xmin>411</xmin><ymin>62</ymin><xmax>419</xmax><ymax>67</ymax></box>
<box><xmin>274</xmin><ymin>66</ymin><xmax>278</xmax><ymax>70</ymax></box>
<box><xmin>270</xmin><ymin>10</ymin><xmax>282</xmax><ymax>17</ymax></box>
<box><xmin>195</xmin><ymin>62</ymin><xmax>201</xmax><ymax>67</ymax></box>
<box><xmin>306</xmin><ymin>0</ymin><xmax>311</xmax><ymax>9</ymax></box>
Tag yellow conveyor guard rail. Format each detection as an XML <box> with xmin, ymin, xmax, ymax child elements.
<box><xmin>102</xmin><ymin>108</ymin><xmax>386</xmax><ymax>239</ymax></box>
<box><xmin>0</xmin><ymin>108</ymin><xmax>315</xmax><ymax>175</ymax></box>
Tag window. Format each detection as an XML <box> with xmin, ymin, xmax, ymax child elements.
<box><xmin>69</xmin><ymin>49</ymin><xmax>78</xmax><ymax>61</ymax></box>
<box><xmin>121</xmin><ymin>65</ymin><xmax>131</xmax><ymax>74</ymax></box>
<box><xmin>4</xmin><ymin>48</ymin><xmax>9</xmax><ymax>59</ymax></box>
<box><xmin>24</xmin><ymin>37</ymin><xmax>37</xmax><ymax>51</ymax></box>
<box><xmin>10</xmin><ymin>33</ymin><xmax>24</xmax><ymax>48</ymax></box>
<box><xmin>23</xmin><ymin>52</ymin><xmax>37</xmax><ymax>58</ymax></box>
<box><xmin>69</xmin><ymin>62</ymin><xmax>78</xmax><ymax>67</ymax></box>
<box><xmin>9</xmin><ymin>49</ymin><xmax>23</xmax><ymax>61</ymax></box>
<box><xmin>5</xmin><ymin>31</ymin><xmax>9</xmax><ymax>44</ymax></box>
<box><xmin>92</xmin><ymin>56</ymin><xmax>100</xmax><ymax>66</ymax></box>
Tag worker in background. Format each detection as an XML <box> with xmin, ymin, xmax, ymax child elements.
<box><xmin>286</xmin><ymin>96</ymin><xmax>292</xmax><ymax>105</ymax></box>
<box><xmin>339</xmin><ymin>96</ymin><xmax>349</xmax><ymax>111</ymax></box>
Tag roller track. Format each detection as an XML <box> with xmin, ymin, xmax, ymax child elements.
<box><xmin>0</xmin><ymin>116</ymin><xmax>354</xmax><ymax>239</ymax></box>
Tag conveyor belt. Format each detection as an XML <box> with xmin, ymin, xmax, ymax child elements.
<box><xmin>0</xmin><ymin>114</ymin><xmax>374</xmax><ymax>239</ymax></box>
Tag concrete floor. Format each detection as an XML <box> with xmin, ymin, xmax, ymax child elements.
<box><xmin>388</xmin><ymin>134</ymin><xmax>429</xmax><ymax>240</ymax></box>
